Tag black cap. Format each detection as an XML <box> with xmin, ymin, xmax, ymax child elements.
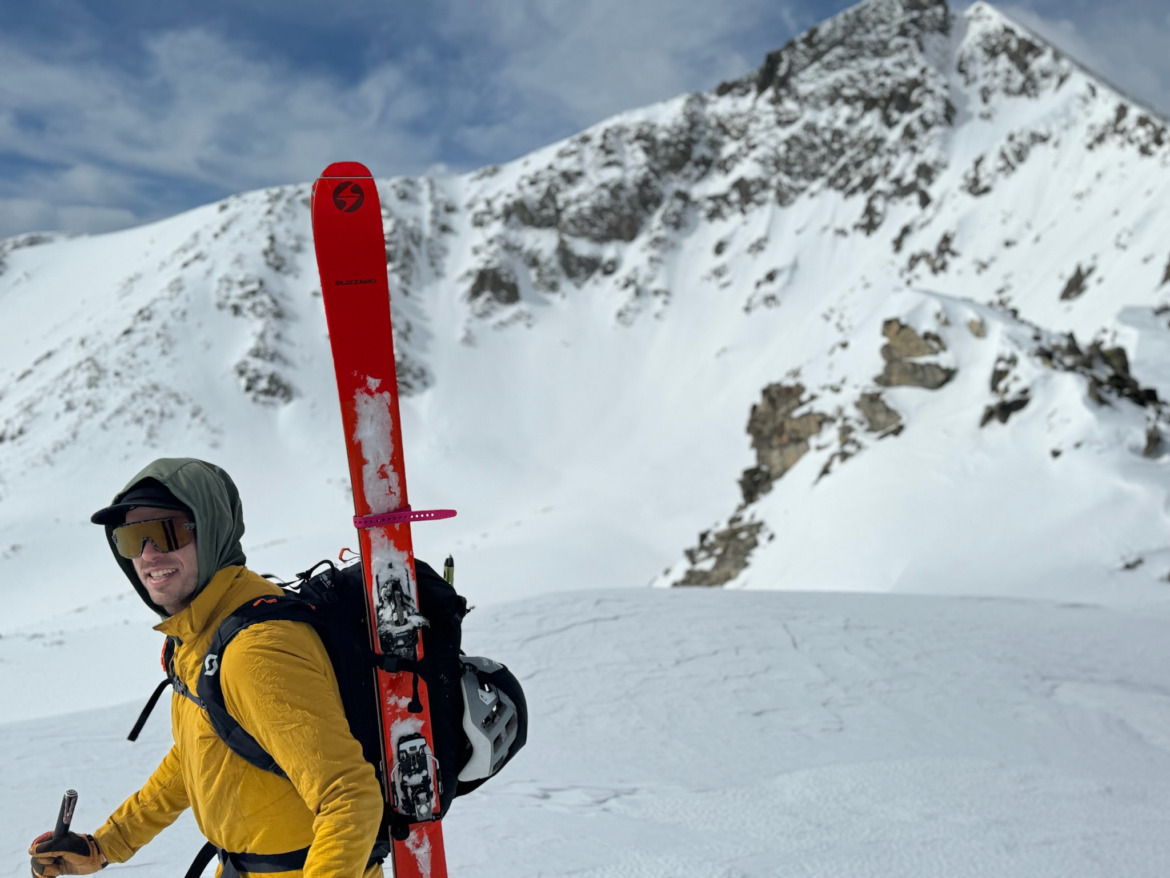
<box><xmin>90</xmin><ymin>479</ymin><xmax>193</xmax><ymax>526</ymax></box>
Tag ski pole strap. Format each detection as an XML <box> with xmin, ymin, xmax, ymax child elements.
<box><xmin>128</xmin><ymin>678</ymin><xmax>173</xmax><ymax>742</ymax></box>
<box><xmin>353</xmin><ymin>507</ymin><xmax>457</xmax><ymax>529</ymax></box>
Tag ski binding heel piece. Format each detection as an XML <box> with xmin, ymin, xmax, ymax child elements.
<box><xmin>391</xmin><ymin>734</ymin><xmax>441</xmax><ymax>822</ymax></box>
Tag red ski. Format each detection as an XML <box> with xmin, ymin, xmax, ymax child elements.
<box><xmin>311</xmin><ymin>162</ymin><xmax>450</xmax><ymax>878</ymax></box>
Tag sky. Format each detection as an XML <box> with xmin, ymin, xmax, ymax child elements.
<box><xmin>1</xmin><ymin>0</ymin><xmax>1169</xmax><ymax>240</ymax></box>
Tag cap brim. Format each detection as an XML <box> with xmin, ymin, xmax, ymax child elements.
<box><xmin>91</xmin><ymin>498</ymin><xmax>191</xmax><ymax>526</ymax></box>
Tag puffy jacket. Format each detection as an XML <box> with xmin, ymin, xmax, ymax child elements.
<box><xmin>91</xmin><ymin>460</ymin><xmax>384</xmax><ymax>877</ymax></box>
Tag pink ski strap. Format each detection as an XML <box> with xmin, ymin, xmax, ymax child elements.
<box><xmin>353</xmin><ymin>507</ymin><xmax>457</xmax><ymax>529</ymax></box>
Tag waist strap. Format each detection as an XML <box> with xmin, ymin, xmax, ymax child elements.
<box><xmin>215</xmin><ymin>841</ymin><xmax>392</xmax><ymax>876</ymax></box>
<box><xmin>218</xmin><ymin>846</ymin><xmax>310</xmax><ymax>875</ymax></box>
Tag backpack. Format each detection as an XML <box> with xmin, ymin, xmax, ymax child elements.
<box><xmin>129</xmin><ymin>557</ymin><xmax>527</xmax><ymax>854</ymax></box>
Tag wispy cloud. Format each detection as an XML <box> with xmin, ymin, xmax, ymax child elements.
<box><xmin>1</xmin><ymin>0</ymin><xmax>1167</xmax><ymax>240</ymax></box>
<box><xmin>0</xmin><ymin>27</ymin><xmax>445</xmax><ymax>237</ymax></box>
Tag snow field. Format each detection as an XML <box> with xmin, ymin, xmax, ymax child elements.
<box><xmin>7</xmin><ymin>589</ymin><xmax>1169</xmax><ymax>877</ymax></box>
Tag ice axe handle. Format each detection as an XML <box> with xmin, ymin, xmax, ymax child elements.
<box><xmin>53</xmin><ymin>790</ymin><xmax>78</xmax><ymax>839</ymax></box>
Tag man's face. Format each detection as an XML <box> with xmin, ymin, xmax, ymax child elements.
<box><xmin>125</xmin><ymin>505</ymin><xmax>199</xmax><ymax>615</ymax></box>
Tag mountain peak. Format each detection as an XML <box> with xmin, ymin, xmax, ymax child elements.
<box><xmin>722</xmin><ymin>0</ymin><xmax>952</xmax><ymax>100</ymax></box>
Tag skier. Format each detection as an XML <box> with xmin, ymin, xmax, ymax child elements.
<box><xmin>28</xmin><ymin>457</ymin><xmax>384</xmax><ymax>878</ymax></box>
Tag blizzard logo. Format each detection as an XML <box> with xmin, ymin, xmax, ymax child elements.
<box><xmin>204</xmin><ymin>654</ymin><xmax>220</xmax><ymax>676</ymax></box>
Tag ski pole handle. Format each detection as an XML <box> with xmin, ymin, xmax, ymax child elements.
<box><xmin>52</xmin><ymin>790</ymin><xmax>78</xmax><ymax>839</ymax></box>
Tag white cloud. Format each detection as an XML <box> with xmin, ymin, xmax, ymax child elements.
<box><xmin>0</xmin><ymin>27</ymin><xmax>446</xmax><ymax>236</ymax></box>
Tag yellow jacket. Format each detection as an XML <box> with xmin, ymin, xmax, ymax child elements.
<box><xmin>93</xmin><ymin>566</ymin><xmax>384</xmax><ymax>877</ymax></box>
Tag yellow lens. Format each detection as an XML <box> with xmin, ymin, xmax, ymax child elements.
<box><xmin>111</xmin><ymin>518</ymin><xmax>194</xmax><ymax>558</ymax></box>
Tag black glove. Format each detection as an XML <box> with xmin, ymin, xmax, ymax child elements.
<box><xmin>29</xmin><ymin>831</ymin><xmax>106</xmax><ymax>877</ymax></box>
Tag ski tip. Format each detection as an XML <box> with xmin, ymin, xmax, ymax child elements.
<box><xmin>318</xmin><ymin>161</ymin><xmax>372</xmax><ymax>179</ymax></box>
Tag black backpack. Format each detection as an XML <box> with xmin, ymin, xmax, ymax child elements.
<box><xmin>130</xmin><ymin>557</ymin><xmax>526</xmax><ymax>863</ymax></box>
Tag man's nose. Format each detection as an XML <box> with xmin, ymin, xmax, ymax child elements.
<box><xmin>140</xmin><ymin>538</ymin><xmax>165</xmax><ymax>558</ymax></box>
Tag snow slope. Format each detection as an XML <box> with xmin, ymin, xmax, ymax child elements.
<box><xmin>4</xmin><ymin>590</ymin><xmax>1170</xmax><ymax>877</ymax></box>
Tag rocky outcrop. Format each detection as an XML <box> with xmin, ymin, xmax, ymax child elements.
<box><xmin>856</xmin><ymin>392</ymin><xmax>904</xmax><ymax>435</ymax></box>
<box><xmin>739</xmin><ymin>383</ymin><xmax>831</xmax><ymax>505</ymax></box>
<box><xmin>874</xmin><ymin>319</ymin><xmax>956</xmax><ymax>389</ymax></box>
<box><xmin>1034</xmin><ymin>336</ymin><xmax>1160</xmax><ymax>410</ymax></box>
<box><xmin>673</xmin><ymin>517</ymin><xmax>766</xmax><ymax>587</ymax></box>
<box><xmin>216</xmin><ymin>274</ymin><xmax>294</xmax><ymax>405</ymax></box>
<box><xmin>1059</xmin><ymin>264</ymin><xmax>1095</xmax><ymax>301</ymax></box>
<box><xmin>469</xmin><ymin>266</ymin><xmax>521</xmax><ymax>307</ymax></box>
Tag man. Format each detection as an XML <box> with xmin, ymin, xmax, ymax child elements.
<box><xmin>29</xmin><ymin>457</ymin><xmax>384</xmax><ymax>877</ymax></box>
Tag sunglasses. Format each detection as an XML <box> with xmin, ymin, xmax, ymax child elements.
<box><xmin>111</xmin><ymin>517</ymin><xmax>196</xmax><ymax>559</ymax></box>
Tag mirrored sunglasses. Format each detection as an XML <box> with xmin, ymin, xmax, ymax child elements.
<box><xmin>111</xmin><ymin>517</ymin><xmax>196</xmax><ymax>559</ymax></box>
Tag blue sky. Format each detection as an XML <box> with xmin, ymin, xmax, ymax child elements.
<box><xmin>1</xmin><ymin>0</ymin><xmax>1168</xmax><ymax>239</ymax></box>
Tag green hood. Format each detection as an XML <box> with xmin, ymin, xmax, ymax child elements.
<box><xmin>101</xmin><ymin>458</ymin><xmax>247</xmax><ymax>617</ymax></box>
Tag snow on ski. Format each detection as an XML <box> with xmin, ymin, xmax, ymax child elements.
<box><xmin>311</xmin><ymin>161</ymin><xmax>450</xmax><ymax>878</ymax></box>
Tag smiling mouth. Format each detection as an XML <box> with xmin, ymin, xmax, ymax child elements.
<box><xmin>147</xmin><ymin>569</ymin><xmax>178</xmax><ymax>581</ymax></box>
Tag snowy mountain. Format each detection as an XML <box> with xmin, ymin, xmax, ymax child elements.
<box><xmin>3</xmin><ymin>0</ymin><xmax>1170</xmax><ymax>620</ymax></box>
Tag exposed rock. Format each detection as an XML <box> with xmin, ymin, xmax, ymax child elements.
<box><xmin>1060</xmin><ymin>264</ymin><xmax>1095</xmax><ymax>301</ymax></box>
<box><xmin>905</xmin><ymin>231</ymin><xmax>959</xmax><ymax>275</ymax></box>
<box><xmin>560</xmin><ymin>177</ymin><xmax>665</xmax><ymax>243</ymax></box>
<box><xmin>1100</xmin><ymin>345</ymin><xmax>1129</xmax><ymax>377</ymax></box>
<box><xmin>214</xmin><ymin>275</ymin><xmax>296</xmax><ymax>405</ymax></box>
<box><xmin>1087</xmin><ymin>102</ymin><xmax>1169</xmax><ymax>155</ymax></box>
<box><xmin>964</xmin><ymin>155</ymin><xmax>994</xmax><ymax>196</ymax></box>
<box><xmin>740</xmin><ymin>383</ymin><xmax>831</xmax><ymax>503</ymax></box>
<box><xmin>673</xmin><ymin>517</ymin><xmax>766</xmax><ymax>587</ymax></box>
<box><xmin>877</xmin><ymin>359</ymin><xmax>956</xmax><ymax>390</ymax></box>
<box><xmin>968</xmin><ymin>319</ymin><xmax>987</xmax><ymax>338</ymax></box>
<box><xmin>980</xmin><ymin>393</ymin><xmax>1029</xmax><ymax>426</ymax></box>
<box><xmin>991</xmin><ymin>353</ymin><xmax>1017</xmax><ymax>393</ymax></box>
<box><xmin>881</xmin><ymin>318</ymin><xmax>945</xmax><ymax>358</ymax></box>
<box><xmin>469</xmin><ymin>266</ymin><xmax>520</xmax><ymax>306</ymax></box>
<box><xmin>818</xmin><ymin>419</ymin><xmax>865</xmax><ymax>481</ymax></box>
<box><xmin>504</xmin><ymin>186</ymin><xmax>560</xmax><ymax>229</ymax></box>
<box><xmin>1143</xmin><ymin>425</ymin><xmax>1164</xmax><ymax>458</ymax></box>
<box><xmin>856</xmin><ymin>392</ymin><xmax>903</xmax><ymax>434</ymax></box>
<box><xmin>556</xmin><ymin>239</ymin><xmax>603</xmax><ymax>285</ymax></box>
<box><xmin>1035</xmin><ymin>336</ymin><xmax>1159</xmax><ymax>409</ymax></box>
<box><xmin>234</xmin><ymin>363</ymin><xmax>294</xmax><ymax>405</ymax></box>
<box><xmin>875</xmin><ymin>319</ymin><xmax>956</xmax><ymax>389</ymax></box>
<box><xmin>958</xmin><ymin>3</ymin><xmax>1072</xmax><ymax>105</ymax></box>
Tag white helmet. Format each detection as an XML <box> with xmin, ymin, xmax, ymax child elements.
<box><xmin>457</xmin><ymin>656</ymin><xmax>524</xmax><ymax>783</ymax></box>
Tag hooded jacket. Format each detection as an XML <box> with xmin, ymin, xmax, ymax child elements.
<box><xmin>97</xmin><ymin>458</ymin><xmax>248</xmax><ymax>617</ymax></box>
<box><xmin>91</xmin><ymin>459</ymin><xmax>383</xmax><ymax>877</ymax></box>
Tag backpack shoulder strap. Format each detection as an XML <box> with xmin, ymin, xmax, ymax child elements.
<box><xmin>195</xmin><ymin>595</ymin><xmax>318</xmax><ymax>779</ymax></box>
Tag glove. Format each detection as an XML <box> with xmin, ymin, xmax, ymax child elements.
<box><xmin>28</xmin><ymin>831</ymin><xmax>106</xmax><ymax>877</ymax></box>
